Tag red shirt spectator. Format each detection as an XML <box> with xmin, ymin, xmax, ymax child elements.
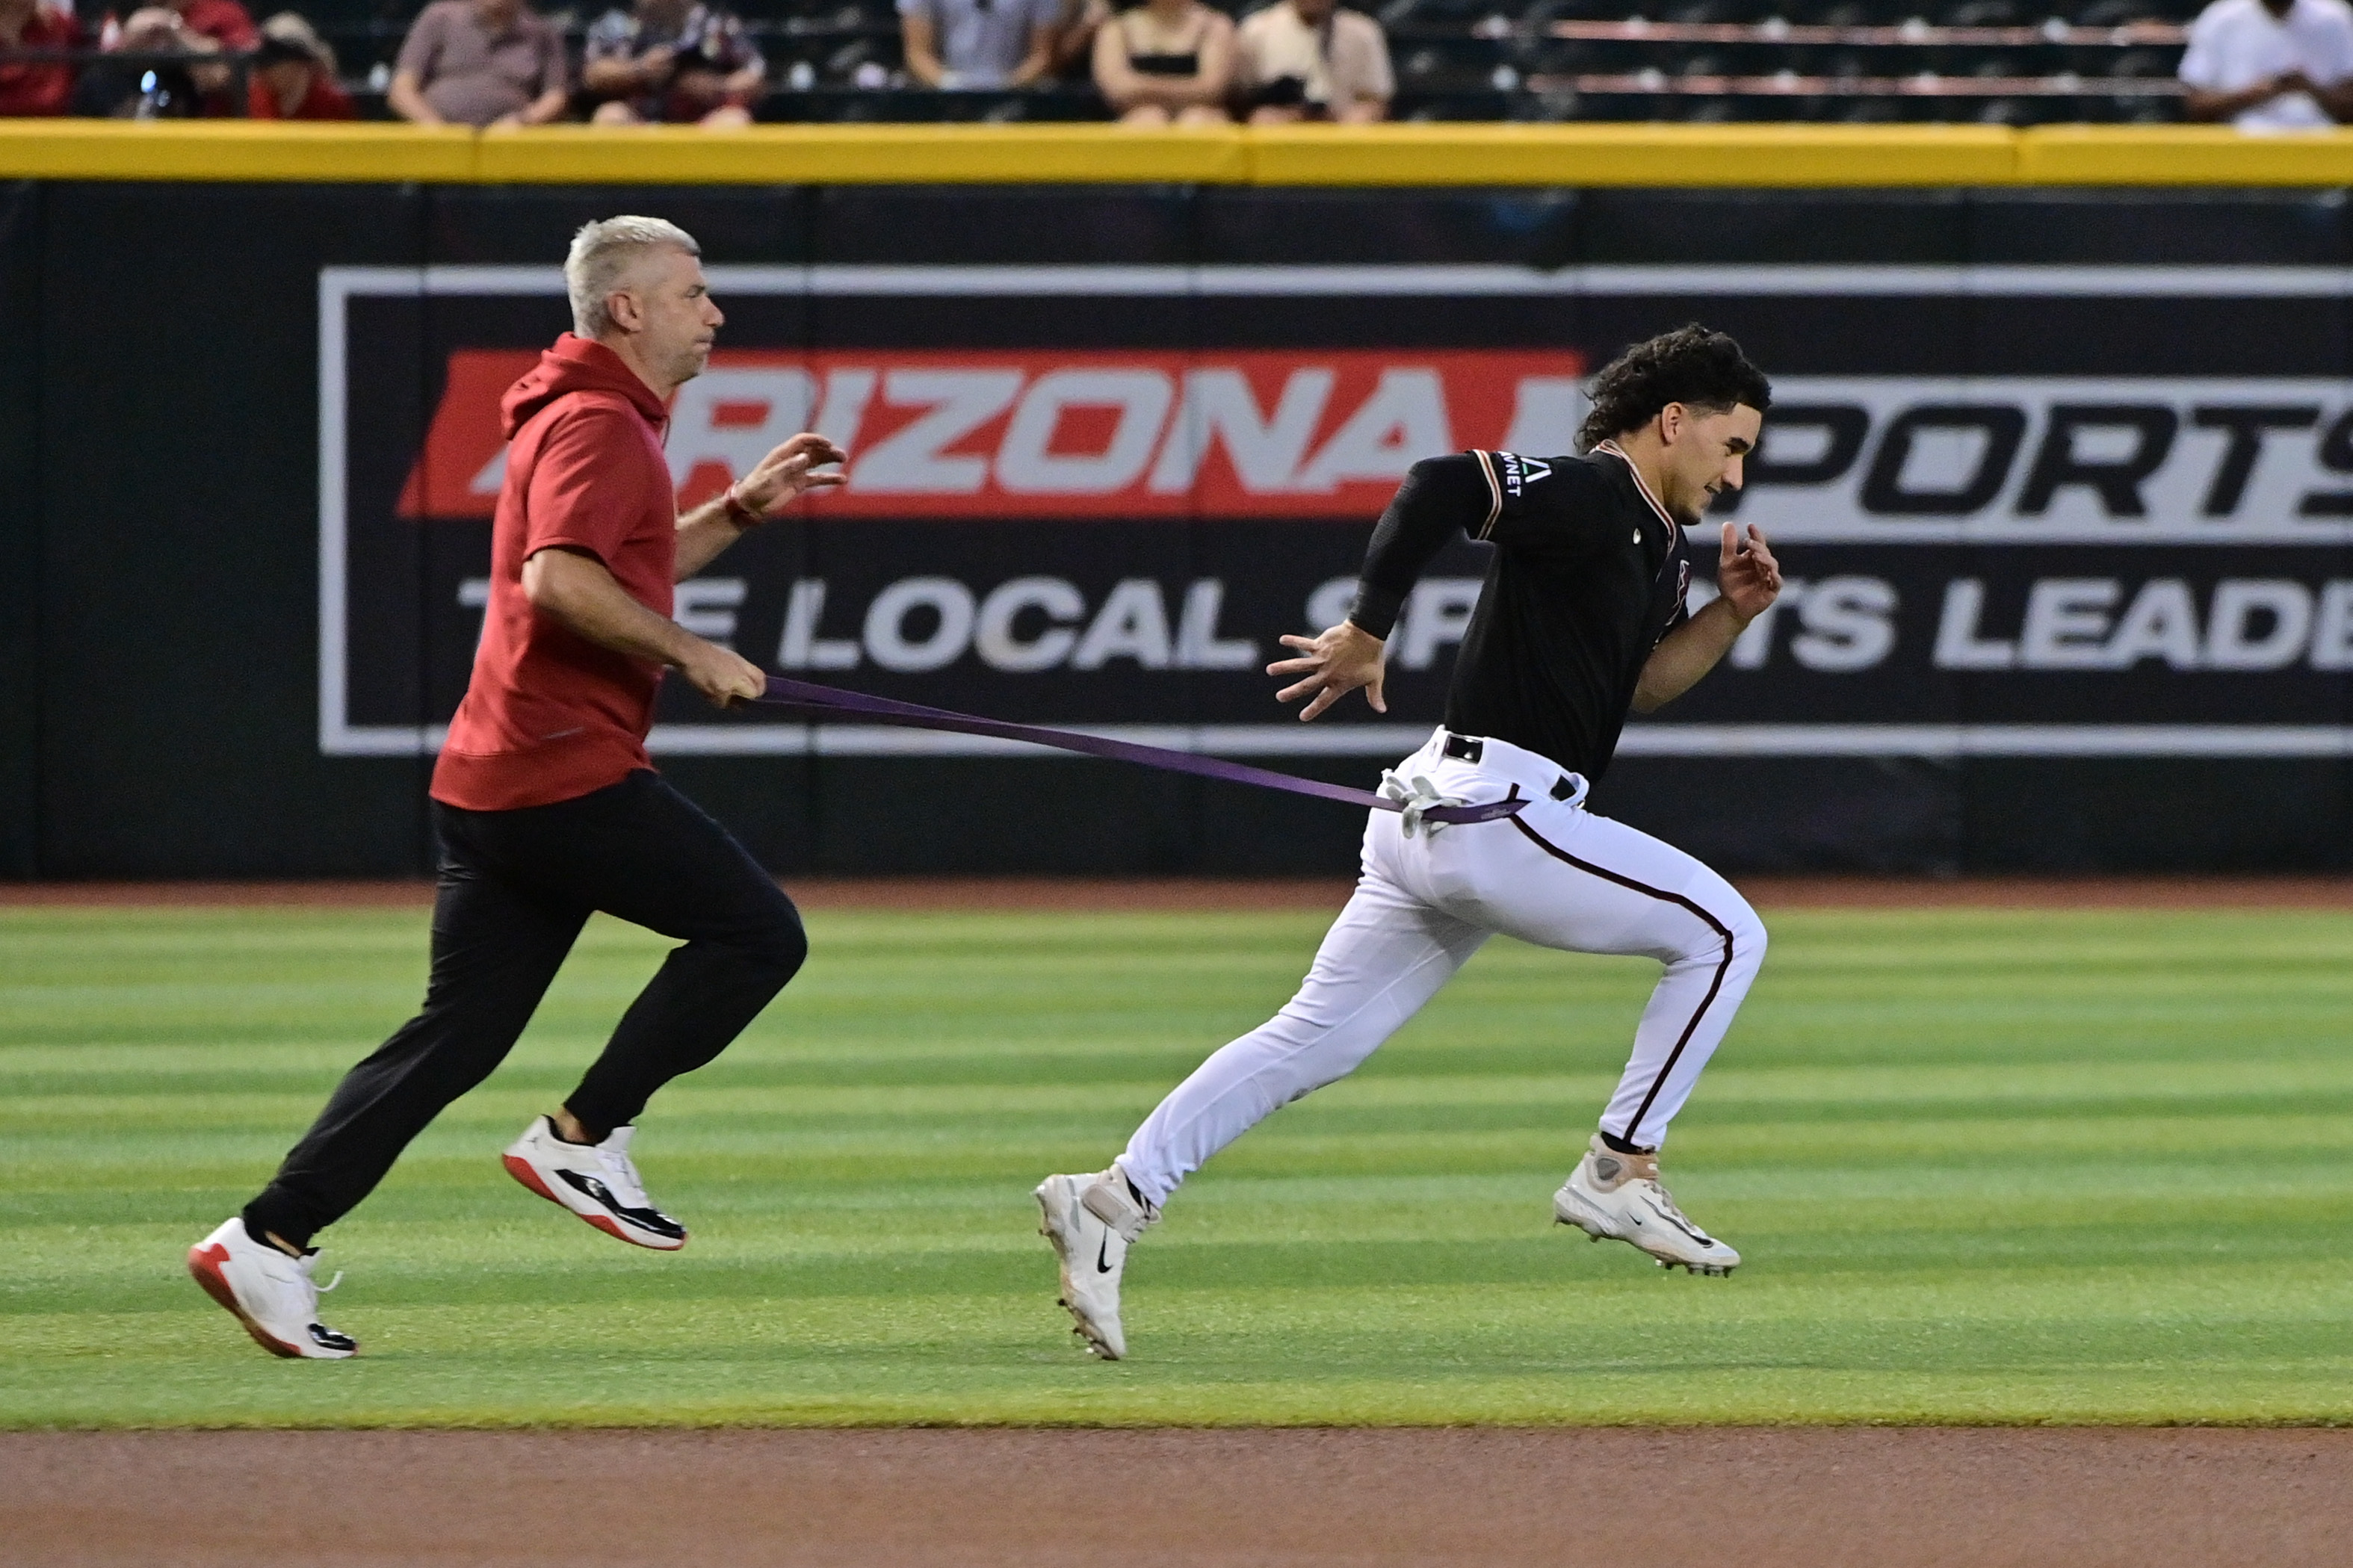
<box><xmin>171</xmin><ymin>0</ymin><xmax>258</xmax><ymax>50</ymax></box>
<box><xmin>247</xmin><ymin>28</ymin><xmax>354</xmax><ymax>117</ymax></box>
<box><xmin>0</xmin><ymin>0</ymin><xmax>81</xmax><ymax>117</ymax></box>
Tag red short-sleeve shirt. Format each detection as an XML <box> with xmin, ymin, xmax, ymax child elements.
<box><xmin>0</xmin><ymin>10</ymin><xmax>81</xmax><ymax>117</ymax></box>
<box><xmin>176</xmin><ymin>0</ymin><xmax>260</xmax><ymax>49</ymax></box>
<box><xmin>431</xmin><ymin>336</ymin><xmax>680</xmax><ymax>813</ymax></box>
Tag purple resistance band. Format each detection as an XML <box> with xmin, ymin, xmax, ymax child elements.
<box><xmin>753</xmin><ymin>675</ymin><xmax>1530</xmax><ymax>827</ymax></box>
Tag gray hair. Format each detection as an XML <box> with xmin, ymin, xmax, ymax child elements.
<box><xmin>565</xmin><ymin>216</ymin><xmax>701</xmax><ymax>338</ymax></box>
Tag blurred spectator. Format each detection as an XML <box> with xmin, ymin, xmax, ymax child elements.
<box><xmin>167</xmin><ymin>0</ymin><xmax>257</xmax><ymax>52</ymax></box>
<box><xmin>581</xmin><ymin>0</ymin><xmax>765</xmax><ymax>125</ymax></box>
<box><xmin>1049</xmin><ymin>0</ymin><xmax>1110</xmax><ymax>78</ymax></box>
<box><xmin>69</xmin><ymin>6</ymin><xmax>218</xmax><ymax>115</ymax></box>
<box><xmin>389</xmin><ymin>0</ymin><xmax>566</xmax><ymax>127</ymax></box>
<box><xmin>1232</xmin><ymin>0</ymin><xmax>1389</xmax><ymax>123</ymax></box>
<box><xmin>0</xmin><ymin>0</ymin><xmax>82</xmax><ymax>117</ymax></box>
<box><xmin>247</xmin><ymin>12</ymin><xmax>353</xmax><ymax>117</ymax></box>
<box><xmin>2180</xmin><ymin>0</ymin><xmax>2353</xmax><ymax>129</ymax></box>
<box><xmin>1093</xmin><ymin>0</ymin><xmax>1231</xmax><ymax>124</ymax></box>
<box><xmin>900</xmin><ymin>0</ymin><xmax>1058</xmax><ymax>89</ymax></box>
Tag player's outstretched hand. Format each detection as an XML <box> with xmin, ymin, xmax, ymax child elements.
<box><xmin>1716</xmin><ymin>521</ymin><xmax>1784</xmax><ymax>623</ymax></box>
<box><xmin>677</xmin><ymin>638</ymin><xmax>767</xmax><ymax>709</ymax></box>
<box><xmin>732</xmin><ymin>433</ymin><xmax>850</xmax><ymax>520</ymax></box>
<box><xmin>1271</xmin><ymin>621</ymin><xmax>1388</xmax><ymax>722</ymax></box>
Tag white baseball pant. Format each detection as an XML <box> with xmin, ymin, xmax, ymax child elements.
<box><xmin>1118</xmin><ymin>727</ymin><xmax>1767</xmax><ymax>1208</ymax></box>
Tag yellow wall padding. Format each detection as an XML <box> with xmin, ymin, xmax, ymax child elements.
<box><xmin>7</xmin><ymin>119</ymin><xmax>2353</xmax><ymax>187</ymax></box>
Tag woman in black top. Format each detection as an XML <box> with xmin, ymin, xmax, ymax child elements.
<box><xmin>1092</xmin><ymin>0</ymin><xmax>1233</xmax><ymax>122</ymax></box>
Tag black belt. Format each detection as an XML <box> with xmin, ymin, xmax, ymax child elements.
<box><xmin>1440</xmin><ymin>732</ymin><xmax>1582</xmax><ymax>802</ymax></box>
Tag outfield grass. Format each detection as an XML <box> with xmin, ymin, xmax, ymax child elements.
<box><xmin>4</xmin><ymin>900</ymin><xmax>2352</xmax><ymax>1428</ymax></box>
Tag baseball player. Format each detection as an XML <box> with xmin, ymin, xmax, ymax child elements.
<box><xmin>1036</xmin><ymin>324</ymin><xmax>1781</xmax><ymax>1360</ymax></box>
<box><xmin>188</xmin><ymin>216</ymin><xmax>843</xmax><ymax>1359</ymax></box>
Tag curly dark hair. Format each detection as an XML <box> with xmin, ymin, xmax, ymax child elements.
<box><xmin>1577</xmin><ymin>324</ymin><xmax>1772</xmax><ymax>452</ymax></box>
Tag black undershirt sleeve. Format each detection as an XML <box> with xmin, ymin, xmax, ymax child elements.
<box><xmin>1344</xmin><ymin>454</ymin><xmax>1497</xmax><ymax>639</ymax></box>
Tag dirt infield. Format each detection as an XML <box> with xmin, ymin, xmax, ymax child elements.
<box><xmin>7</xmin><ymin>1428</ymin><xmax>2349</xmax><ymax>1567</ymax></box>
<box><xmin>1</xmin><ymin>874</ymin><xmax>2349</xmax><ymax>911</ymax></box>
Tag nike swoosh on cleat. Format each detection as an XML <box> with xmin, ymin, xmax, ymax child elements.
<box><xmin>1640</xmin><ymin>1197</ymin><xmax>1713</xmax><ymax>1246</ymax></box>
<box><xmin>1095</xmin><ymin>1233</ymin><xmax>1115</xmax><ymax>1274</ymax></box>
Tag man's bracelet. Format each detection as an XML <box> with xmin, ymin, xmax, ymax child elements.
<box><xmin>723</xmin><ymin>487</ymin><xmax>764</xmax><ymax>530</ymax></box>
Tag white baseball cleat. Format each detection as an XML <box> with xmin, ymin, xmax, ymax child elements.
<box><xmin>1034</xmin><ymin>1165</ymin><xmax>1156</xmax><ymax>1360</ymax></box>
<box><xmin>187</xmin><ymin>1218</ymin><xmax>358</xmax><ymax>1360</ymax></box>
<box><xmin>502</xmin><ymin>1116</ymin><xmax>687</xmax><ymax>1251</ymax></box>
<box><xmin>1553</xmin><ymin>1134</ymin><xmax>1741</xmax><ymax>1276</ymax></box>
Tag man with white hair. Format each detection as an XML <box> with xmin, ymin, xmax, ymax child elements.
<box><xmin>189</xmin><ymin>217</ymin><xmax>846</xmax><ymax>1360</ymax></box>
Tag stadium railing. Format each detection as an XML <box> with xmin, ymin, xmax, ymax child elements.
<box><xmin>5</xmin><ymin>119</ymin><xmax>2353</xmax><ymax>185</ymax></box>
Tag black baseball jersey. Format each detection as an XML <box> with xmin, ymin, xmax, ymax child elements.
<box><xmin>1345</xmin><ymin>441</ymin><xmax>1692</xmax><ymax>781</ymax></box>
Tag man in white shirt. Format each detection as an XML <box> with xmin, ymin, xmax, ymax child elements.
<box><xmin>2180</xmin><ymin>0</ymin><xmax>2353</xmax><ymax>130</ymax></box>
<box><xmin>1232</xmin><ymin>0</ymin><xmax>1391</xmax><ymax>123</ymax></box>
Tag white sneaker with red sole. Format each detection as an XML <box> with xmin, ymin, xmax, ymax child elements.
<box><xmin>501</xmin><ymin>1116</ymin><xmax>687</xmax><ymax>1251</ymax></box>
<box><xmin>187</xmin><ymin>1218</ymin><xmax>358</xmax><ymax>1359</ymax></box>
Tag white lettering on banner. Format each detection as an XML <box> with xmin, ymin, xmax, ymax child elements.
<box><xmin>2206</xmin><ymin>580</ymin><xmax>2313</xmax><ymax>671</ymax></box>
<box><xmin>1175</xmin><ymin>581</ymin><xmax>1258</xmax><ymax>670</ymax></box>
<box><xmin>1297</xmin><ymin>576</ymin><xmax>1482</xmax><ymax>666</ymax></box>
<box><xmin>1934</xmin><ymin>580</ymin><xmax>2016</xmax><ymax>669</ymax></box>
<box><xmin>865</xmin><ymin>577</ymin><xmax>975</xmax><ymax>672</ymax></box>
<box><xmin>1935</xmin><ymin>576</ymin><xmax>2353</xmax><ymax>670</ymax></box>
<box><xmin>1295</xmin><ymin>371</ymin><xmax>1453</xmax><ymax>492</ymax></box>
<box><xmin>1501</xmin><ymin>378</ymin><xmax>1586</xmax><ymax>458</ymax></box>
<box><xmin>2020</xmin><ymin>579</ymin><xmax>2120</xmax><ymax>670</ymax></box>
<box><xmin>813</xmin><ymin>368</ymin><xmax>876</xmax><ymax>449</ymax></box>
<box><xmin>850</xmin><ymin>371</ymin><xmax>1024</xmax><ymax>493</ymax></box>
<box><xmin>1790</xmin><ymin>577</ymin><xmax>1898</xmax><ymax>672</ymax></box>
<box><xmin>1305</xmin><ymin>577</ymin><xmax>1356</xmax><ymax>636</ymax></box>
<box><xmin>675</xmin><ymin>579</ymin><xmax>746</xmax><ymax>649</ymax></box>
<box><xmin>1398</xmin><ymin>579</ymin><xmax>1483</xmax><ymax>670</ymax></box>
<box><xmin>1692</xmin><ymin>577</ymin><xmax>1802</xmax><ymax>671</ymax></box>
<box><xmin>1148</xmin><ymin>369</ymin><xmax>1334</xmax><ymax>495</ymax></box>
<box><xmin>1685</xmin><ymin>575</ymin><xmax>1896</xmax><ymax>672</ymax></box>
<box><xmin>997</xmin><ymin>370</ymin><xmax>1173</xmax><ymax>494</ymax></box>
<box><xmin>778</xmin><ymin>577</ymin><xmax>1265</xmax><ymax>674</ymax></box>
<box><xmin>1720</xmin><ymin>378</ymin><xmax>2353</xmax><ymax>542</ymax></box>
<box><xmin>669</xmin><ymin>371</ymin><xmax>817</xmax><ymax>482</ymax></box>
<box><xmin>976</xmin><ymin>576</ymin><xmax>1086</xmax><ymax>672</ymax></box>
<box><xmin>2103</xmin><ymin>579</ymin><xmax>2201</xmax><ymax>669</ymax></box>
<box><xmin>2313</xmin><ymin>583</ymin><xmax>2353</xmax><ymax>670</ymax></box>
<box><xmin>1073</xmin><ymin>580</ymin><xmax>1173</xmax><ymax>670</ymax></box>
<box><xmin>778</xmin><ymin>580</ymin><xmax>862</xmax><ymax>670</ymax></box>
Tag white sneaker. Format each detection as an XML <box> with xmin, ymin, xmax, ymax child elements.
<box><xmin>1553</xmin><ymin>1134</ymin><xmax>1741</xmax><ymax>1276</ymax></box>
<box><xmin>502</xmin><ymin>1116</ymin><xmax>687</xmax><ymax>1251</ymax></box>
<box><xmin>1034</xmin><ymin>1165</ymin><xmax>1155</xmax><ymax>1360</ymax></box>
<box><xmin>187</xmin><ymin>1218</ymin><xmax>358</xmax><ymax>1359</ymax></box>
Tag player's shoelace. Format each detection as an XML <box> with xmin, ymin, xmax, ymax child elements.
<box><xmin>1643</xmin><ymin>1183</ymin><xmax>1713</xmax><ymax>1240</ymax></box>
<box><xmin>603</xmin><ymin>1147</ymin><xmax>650</xmax><ymax>1208</ymax></box>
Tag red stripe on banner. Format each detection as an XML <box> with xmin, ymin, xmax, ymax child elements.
<box><xmin>397</xmin><ymin>347</ymin><xmax>1585</xmax><ymax>521</ymax></box>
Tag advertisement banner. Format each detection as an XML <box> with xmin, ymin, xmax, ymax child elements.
<box><xmin>322</xmin><ymin>264</ymin><xmax>2353</xmax><ymax>763</ymax></box>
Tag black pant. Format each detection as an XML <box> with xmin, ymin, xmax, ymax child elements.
<box><xmin>244</xmin><ymin>770</ymin><xmax>806</xmax><ymax>1251</ymax></box>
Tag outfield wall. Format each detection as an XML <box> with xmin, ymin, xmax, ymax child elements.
<box><xmin>4</xmin><ymin>129</ymin><xmax>2351</xmax><ymax>878</ymax></box>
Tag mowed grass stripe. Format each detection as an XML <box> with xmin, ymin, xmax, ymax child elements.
<box><xmin>1</xmin><ymin>903</ymin><xmax>2349</xmax><ymax>1427</ymax></box>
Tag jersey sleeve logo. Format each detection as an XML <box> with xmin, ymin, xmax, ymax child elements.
<box><xmin>1492</xmin><ymin>451</ymin><xmax>1552</xmax><ymax>498</ymax></box>
<box><xmin>1474</xmin><ymin>450</ymin><xmax>1551</xmax><ymax>540</ymax></box>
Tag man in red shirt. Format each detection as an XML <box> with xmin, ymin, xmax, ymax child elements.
<box><xmin>190</xmin><ymin>217</ymin><xmax>844</xmax><ymax>1360</ymax></box>
<box><xmin>247</xmin><ymin>19</ymin><xmax>355</xmax><ymax>119</ymax></box>
<box><xmin>172</xmin><ymin>0</ymin><xmax>257</xmax><ymax>49</ymax></box>
<box><xmin>0</xmin><ymin>0</ymin><xmax>81</xmax><ymax>117</ymax></box>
